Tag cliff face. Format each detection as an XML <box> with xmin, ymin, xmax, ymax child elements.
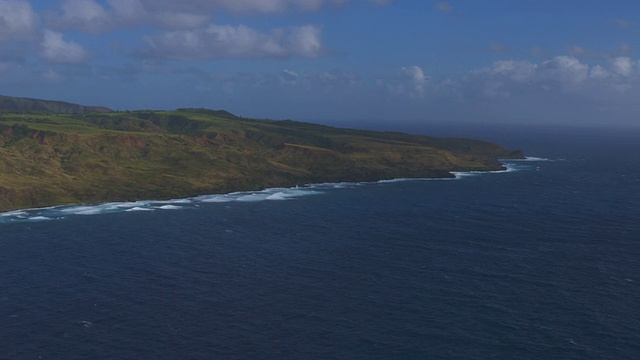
<box><xmin>0</xmin><ymin>109</ymin><xmax>523</xmax><ymax>212</ymax></box>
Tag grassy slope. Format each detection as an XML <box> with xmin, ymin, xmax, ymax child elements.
<box><xmin>0</xmin><ymin>109</ymin><xmax>523</xmax><ymax>211</ymax></box>
<box><xmin>0</xmin><ymin>95</ymin><xmax>111</xmax><ymax>114</ymax></box>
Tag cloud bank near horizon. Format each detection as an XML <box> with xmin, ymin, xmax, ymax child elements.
<box><xmin>0</xmin><ymin>0</ymin><xmax>639</xmax><ymax>126</ymax></box>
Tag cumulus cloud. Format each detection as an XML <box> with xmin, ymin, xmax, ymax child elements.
<box><xmin>0</xmin><ymin>0</ymin><xmax>38</xmax><ymax>42</ymax></box>
<box><xmin>455</xmin><ymin>55</ymin><xmax>640</xmax><ymax>108</ymax></box>
<box><xmin>378</xmin><ymin>56</ymin><xmax>640</xmax><ymax>125</ymax></box>
<box><xmin>610</xmin><ymin>57</ymin><xmax>634</xmax><ymax>76</ymax></box>
<box><xmin>40</xmin><ymin>29</ymin><xmax>89</xmax><ymax>63</ymax></box>
<box><xmin>385</xmin><ymin>65</ymin><xmax>427</xmax><ymax>98</ymax></box>
<box><xmin>401</xmin><ymin>65</ymin><xmax>426</xmax><ymax>97</ymax></box>
<box><xmin>194</xmin><ymin>0</ymin><xmax>323</xmax><ymax>13</ymax></box>
<box><xmin>141</xmin><ymin>24</ymin><xmax>324</xmax><ymax>59</ymax></box>
<box><xmin>49</xmin><ymin>0</ymin><xmax>210</xmax><ymax>32</ymax></box>
<box><xmin>276</xmin><ymin>68</ymin><xmax>359</xmax><ymax>88</ymax></box>
<box><xmin>47</xmin><ymin>0</ymin><xmax>393</xmax><ymax>33</ymax></box>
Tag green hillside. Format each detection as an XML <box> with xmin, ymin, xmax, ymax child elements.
<box><xmin>0</xmin><ymin>107</ymin><xmax>523</xmax><ymax>212</ymax></box>
<box><xmin>0</xmin><ymin>95</ymin><xmax>111</xmax><ymax>114</ymax></box>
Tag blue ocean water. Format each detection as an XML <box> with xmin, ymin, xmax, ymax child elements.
<box><xmin>1</xmin><ymin>125</ymin><xmax>639</xmax><ymax>359</ymax></box>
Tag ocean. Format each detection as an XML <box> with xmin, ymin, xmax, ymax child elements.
<box><xmin>1</xmin><ymin>124</ymin><xmax>639</xmax><ymax>359</ymax></box>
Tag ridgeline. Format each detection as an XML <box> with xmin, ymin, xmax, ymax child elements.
<box><xmin>0</xmin><ymin>96</ymin><xmax>523</xmax><ymax>212</ymax></box>
<box><xmin>0</xmin><ymin>95</ymin><xmax>111</xmax><ymax>114</ymax></box>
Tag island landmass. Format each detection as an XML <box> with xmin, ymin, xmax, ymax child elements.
<box><xmin>0</xmin><ymin>95</ymin><xmax>524</xmax><ymax>212</ymax></box>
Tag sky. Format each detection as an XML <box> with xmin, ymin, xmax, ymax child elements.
<box><xmin>1</xmin><ymin>0</ymin><xmax>640</xmax><ymax>127</ymax></box>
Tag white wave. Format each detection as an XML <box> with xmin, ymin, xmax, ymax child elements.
<box><xmin>198</xmin><ymin>196</ymin><xmax>234</xmax><ymax>203</ymax></box>
<box><xmin>266</xmin><ymin>192</ymin><xmax>288</xmax><ymax>200</ymax></box>
<box><xmin>265</xmin><ymin>189</ymin><xmax>322</xmax><ymax>200</ymax></box>
<box><xmin>158</xmin><ymin>205</ymin><xmax>182</xmax><ymax>210</ymax></box>
<box><xmin>158</xmin><ymin>198</ymin><xmax>192</xmax><ymax>204</ymax></box>
<box><xmin>107</xmin><ymin>201</ymin><xmax>149</xmax><ymax>208</ymax></box>
<box><xmin>501</xmin><ymin>156</ymin><xmax>551</xmax><ymax>162</ymax></box>
<box><xmin>378</xmin><ymin>178</ymin><xmax>412</xmax><ymax>183</ymax></box>
<box><xmin>236</xmin><ymin>194</ymin><xmax>269</xmax><ymax>202</ymax></box>
<box><xmin>452</xmin><ymin>164</ymin><xmax>518</xmax><ymax>178</ymax></box>
<box><xmin>62</xmin><ymin>206</ymin><xmax>106</xmax><ymax>216</ymax></box>
<box><xmin>27</xmin><ymin>216</ymin><xmax>53</xmax><ymax>221</ymax></box>
<box><xmin>0</xmin><ymin>211</ymin><xmax>26</xmax><ymax>217</ymax></box>
<box><xmin>125</xmin><ymin>207</ymin><xmax>154</xmax><ymax>212</ymax></box>
<box><xmin>281</xmin><ymin>189</ymin><xmax>322</xmax><ymax>197</ymax></box>
<box><xmin>452</xmin><ymin>172</ymin><xmax>479</xmax><ymax>179</ymax></box>
<box><xmin>308</xmin><ymin>182</ymin><xmax>360</xmax><ymax>189</ymax></box>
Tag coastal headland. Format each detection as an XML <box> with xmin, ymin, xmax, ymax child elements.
<box><xmin>0</xmin><ymin>96</ymin><xmax>523</xmax><ymax>212</ymax></box>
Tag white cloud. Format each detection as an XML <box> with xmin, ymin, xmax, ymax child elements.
<box><xmin>40</xmin><ymin>29</ymin><xmax>89</xmax><ymax>63</ymax></box>
<box><xmin>484</xmin><ymin>61</ymin><xmax>537</xmax><ymax>82</ymax></box>
<box><xmin>275</xmin><ymin>68</ymin><xmax>359</xmax><ymax>89</ymax></box>
<box><xmin>401</xmin><ymin>65</ymin><xmax>426</xmax><ymax>97</ymax></box>
<box><xmin>287</xmin><ymin>25</ymin><xmax>323</xmax><ymax>57</ymax></box>
<box><xmin>42</xmin><ymin>69</ymin><xmax>64</xmax><ymax>82</ymax></box>
<box><xmin>451</xmin><ymin>55</ymin><xmax>640</xmax><ymax>113</ymax></box>
<box><xmin>610</xmin><ymin>57</ymin><xmax>635</xmax><ymax>77</ymax></box>
<box><xmin>153</xmin><ymin>12</ymin><xmax>209</xmax><ymax>29</ymax></box>
<box><xmin>386</xmin><ymin>65</ymin><xmax>427</xmax><ymax>98</ymax></box>
<box><xmin>142</xmin><ymin>24</ymin><xmax>324</xmax><ymax>59</ymax></box>
<box><xmin>49</xmin><ymin>0</ymin><xmax>210</xmax><ymax>32</ymax></box>
<box><xmin>47</xmin><ymin>0</ymin><xmax>393</xmax><ymax>33</ymax></box>
<box><xmin>146</xmin><ymin>0</ymin><xmax>390</xmax><ymax>14</ymax></box>
<box><xmin>540</xmin><ymin>56</ymin><xmax>589</xmax><ymax>88</ymax></box>
<box><xmin>54</xmin><ymin>0</ymin><xmax>111</xmax><ymax>33</ymax></box>
<box><xmin>108</xmin><ymin>0</ymin><xmax>146</xmax><ymax>20</ymax></box>
<box><xmin>589</xmin><ymin>65</ymin><xmax>610</xmax><ymax>79</ymax></box>
<box><xmin>0</xmin><ymin>0</ymin><xmax>38</xmax><ymax>42</ymax></box>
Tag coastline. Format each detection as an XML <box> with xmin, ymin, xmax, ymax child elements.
<box><xmin>0</xmin><ymin>159</ymin><xmax>531</xmax><ymax>223</ymax></box>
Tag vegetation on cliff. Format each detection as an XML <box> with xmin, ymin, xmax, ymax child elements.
<box><xmin>0</xmin><ymin>102</ymin><xmax>523</xmax><ymax>212</ymax></box>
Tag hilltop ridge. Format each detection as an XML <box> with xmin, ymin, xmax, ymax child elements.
<box><xmin>0</xmin><ymin>95</ymin><xmax>111</xmax><ymax>114</ymax></box>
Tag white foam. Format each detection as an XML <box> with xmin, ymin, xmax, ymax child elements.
<box><xmin>378</xmin><ymin>178</ymin><xmax>411</xmax><ymax>183</ymax></box>
<box><xmin>308</xmin><ymin>182</ymin><xmax>359</xmax><ymax>189</ymax></box>
<box><xmin>125</xmin><ymin>207</ymin><xmax>154</xmax><ymax>212</ymax></box>
<box><xmin>266</xmin><ymin>192</ymin><xmax>288</xmax><ymax>200</ymax></box>
<box><xmin>501</xmin><ymin>156</ymin><xmax>551</xmax><ymax>162</ymax></box>
<box><xmin>197</xmin><ymin>195</ymin><xmax>233</xmax><ymax>203</ymax></box>
<box><xmin>61</xmin><ymin>206</ymin><xmax>96</xmax><ymax>214</ymax></box>
<box><xmin>159</xmin><ymin>198</ymin><xmax>192</xmax><ymax>204</ymax></box>
<box><xmin>0</xmin><ymin>211</ymin><xmax>26</xmax><ymax>217</ymax></box>
<box><xmin>452</xmin><ymin>164</ymin><xmax>519</xmax><ymax>178</ymax></box>
<box><xmin>27</xmin><ymin>216</ymin><xmax>53</xmax><ymax>221</ymax></box>
<box><xmin>236</xmin><ymin>194</ymin><xmax>269</xmax><ymax>202</ymax></box>
<box><xmin>452</xmin><ymin>172</ymin><xmax>479</xmax><ymax>179</ymax></box>
<box><xmin>264</xmin><ymin>189</ymin><xmax>321</xmax><ymax>200</ymax></box>
<box><xmin>159</xmin><ymin>205</ymin><xmax>182</xmax><ymax>210</ymax></box>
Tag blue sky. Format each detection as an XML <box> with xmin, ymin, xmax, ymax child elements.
<box><xmin>1</xmin><ymin>0</ymin><xmax>639</xmax><ymax>127</ymax></box>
